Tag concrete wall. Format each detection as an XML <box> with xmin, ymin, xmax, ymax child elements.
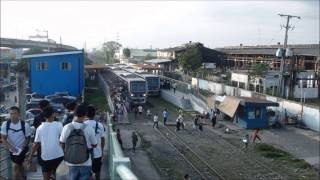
<box><xmin>189</xmin><ymin>94</ymin><xmax>210</xmax><ymax>114</ymax></box>
<box><xmin>160</xmin><ymin>90</ymin><xmax>184</xmax><ymax>108</ymax></box>
<box><xmin>192</xmin><ymin>77</ymin><xmax>320</xmax><ymax>132</ymax></box>
<box><xmin>231</xmin><ymin>73</ymin><xmax>248</xmax><ymax>87</ymax></box>
<box><xmin>293</xmin><ymin>86</ymin><xmax>319</xmax><ymax>98</ymax></box>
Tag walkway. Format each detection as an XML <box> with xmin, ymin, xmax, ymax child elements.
<box><xmin>27</xmin><ymin>128</ymin><xmax>109</xmax><ymax>180</ymax></box>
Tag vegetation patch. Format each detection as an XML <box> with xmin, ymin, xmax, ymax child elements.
<box><xmin>85</xmin><ymin>78</ymin><xmax>98</xmax><ymax>87</ymax></box>
<box><xmin>255</xmin><ymin>143</ymin><xmax>311</xmax><ymax>169</ymax></box>
<box><xmin>84</xmin><ymin>88</ymin><xmax>109</xmax><ymax>112</ymax></box>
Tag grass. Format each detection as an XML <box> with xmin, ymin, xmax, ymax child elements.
<box><xmin>84</xmin><ymin>84</ymin><xmax>109</xmax><ymax>112</ymax></box>
<box><xmin>255</xmin><ymin>143</ymin><xmax>311</xmax><ymax>169</ymax></box>
<box><xmin>85</xmin><ymin>78</ymin><xmax>98</xmax><ymax>87</ymax></box>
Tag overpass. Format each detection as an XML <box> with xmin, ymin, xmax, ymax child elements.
<box><xmin>0</xmin><ymin>37</ymin><xmax>78</xmax><ymax>51</ymax></box>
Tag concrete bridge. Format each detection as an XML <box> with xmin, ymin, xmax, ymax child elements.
<box><xmin>0</xmin><ymin>37</ymin><xmax>77</xmax><ymax>51</ymax></box>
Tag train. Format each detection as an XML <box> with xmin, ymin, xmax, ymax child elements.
<box><xmin>107</xmin><ymin>65</ymin><xmax>147</xmax><ymax>105</ymax></box>
<box><xmin>116</xmin><ymin>65</ymin><xmax>161</xmax><ymax>96</ymax></box>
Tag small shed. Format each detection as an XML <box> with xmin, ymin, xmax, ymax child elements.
<box><xmin>217</xmin><ymin>96</ymin><xmax>278</xmax><ymax>129</ymax></box>
<box><xmin>22</xmin><ymin>50</ymin><xmax>84</xmax><ymax>97</ymax></box>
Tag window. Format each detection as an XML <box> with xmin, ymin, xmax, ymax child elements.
<box><xmin>37</xmin><ymin>62</ymin><xmax>48</xmax><ymax>71</ymax></box>
<box><xmin>60</xmin><ymin>62</ymin><xmax>71</xmax><ymax>71</ymax></box>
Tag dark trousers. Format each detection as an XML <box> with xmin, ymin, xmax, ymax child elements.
<box><xmin>163</xmin><ymin>117</ymin><xmax>167</xmax><ymax>125</ymax></box>
<box><xmin>153</xmin><ymin>121</ymin><xmax>158</xmax><ymax>128</ymax></box>
<box><xmin>176</xmin><ymin>122</ymin><xmax>180</xmax><ymax>131</ymax></box>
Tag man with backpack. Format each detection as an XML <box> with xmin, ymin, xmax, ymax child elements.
<box><xmin>1</xmin><ymin>106</ymin><xmax>31</xmax><ymax>180</ymax></box>
<box><xmin>60</xmin><ymin>104</ymin><xmax>97</xmax><ymax>180</ymax></box>
<box><xmin>84</xmin><ymin>105</ymin><xmax>105</xmax><ymax>180</ymax></box>
<box><xmin>28</xmin><ymin>106</ymin><xmax>64</xmax><ymax>180</ymax></box>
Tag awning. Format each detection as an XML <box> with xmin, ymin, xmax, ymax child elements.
<box><xmin>217</xmin><ymin>96</ymin><xmax>240</xmax><ymax>118</ymax></box>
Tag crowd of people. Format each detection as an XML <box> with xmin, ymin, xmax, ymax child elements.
<box><xmin>0</xmin><ymin>100</ymin><xmax>107</xmax><ymax>180</ymax></box>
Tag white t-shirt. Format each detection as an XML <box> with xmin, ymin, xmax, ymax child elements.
<box><xmin>84</xmin><ymin>120</ymin><xmax>106</xmax><ymax>158</ymax></box>
<box><xmin>138</xmin><ymin>106</ymin><xmax>143</xmax><ymax>113</ymax></box>
<box><xmin>60</xmin><ymin>121</ymin><xmax>97</xmax><ymax>166</ymax></box>
<box><xmin>34</xmin><ymin>121</ymin><xmax>64</xmax><ymax>160</ymax></box>
<box><xmin>153</xmin><ymin>115</ymin><xmax>158</xmax><ymax>122</ymax></box>
<box><xmin>0</xmin><ymin>120</ymin><xmax>31</xmax><ymax>152</ymax></box>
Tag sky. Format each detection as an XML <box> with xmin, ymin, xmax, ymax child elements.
<box><xmin>1</xmin><ymin>1</ymin><xmax>319</xmax><ymax>50</ymax></box>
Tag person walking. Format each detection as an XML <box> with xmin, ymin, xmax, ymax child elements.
<box><xmin>252</xmin><ymin>129</ymin><xmax>262</xmax><ymax>143</ymax></box>
<box><xmin>62</xmin><ymin>101</ymin><xmax>77</xmax><ymax>126</ymax></box>
<box><xmin>176</xmin><ymin>116</ymin><xmax>181</xmax><ymax>131</ymax></box>
<box><xmin>1</xmin><ymin>106</ymin><xmax>32</xmax><ymax>180</ymax></box>
<box><xmin>28</xmin><ymin>106</ymin><xmax>64</xmax><ymax>180</ymax></box>
<box><xmin>242</xmin><ymin>134</ymin><xmax>249</xmax><ymax>150</ymax></box>
<box><xmin>116</xmin><ymin>129</ymin><xmax>124</xmax><ymax>150</ymax></box>
<box><xmin>211</xmin><ymin>111</ymin><xmax>217</xmax><ymax>127</ymax></box>
<box><xmin>199</xmin><ymin>116</ymin><xmax>203</xmax><ymax>132</ymax></box>
<box><xmin>146</xmin><ymin>109</ymin><xmax>151</xmax><ymax>118</ymax></box>
<box><xmin>178</xmin><ymin>114</ymin><xmax>185</xmax><ymax>130</ymax></box>
<box><xmin>32</xmin><ymin>100</ymin><xmax>50</xmax><ymax>168</ymax></box>
<box><xmin>162</xmin><ymin>109</ymin><xmax>168</xmax><ymax>126</ymax></box>
<box><xmin>193</xmin><ymin>115</ymin><xmax>199</xmax><ymax>131</ymax></box>
<box><xmin>134</xmin><ymin>107</ymin><xmax>138</xmax><ymax>120</ymax></box>
<box><xmin>138</xmin><ymin>105</ymin><xmax>143</xmax><ymax>115</ymax></box>
<box><xmin>172</xmin><ymin>82</ymin><xmax>177</xmax><ymax>94</ymax></box>
<box><xmin>131</xmin><ymin>132</ymin><xmax>138</xmax><ymax>153</ymax></box>
<box><xmin>84</xmin><ymin>105</ymin><xmax>105</xmax><ymax>180</ymax></box>
<box><xmin>153</xmin><ymin>114</ymin><xmax>159</xmax><ymax>129</ymax></box>
<box><xmin>60</xmin><ymin>104</ymin><xmax>97</xmax><ymax>180</ymax></box>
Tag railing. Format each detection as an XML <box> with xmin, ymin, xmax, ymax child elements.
<box><xmin>0</xmin><ymin>144</ymin><xmax>12</xmax><ymax>179</ymax></box>
<box><xmin>98</xmin><ymin>72</ymin><xmax>138</xmax><ymax>180</ymax></box>
<box><xmin>107</xmin><ymin>115</ymin><xmax>138</xmax><ymax>180</ymax></box>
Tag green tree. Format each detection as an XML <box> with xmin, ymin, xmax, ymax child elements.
<box><xmin>144</xmin><ymin>53</ymin><xmax>154</xmax><ymax>60</ymax></box>
<box><xmin>178</xmin><ymin>47</ymin><xmax>202</xmax><ymax>75</ymax></box>
<box><xmin>123</xmin><ymin>48</ymin><xmax>131</xmax><ymax>58</ymax></box>
<box><xmin>102</xmin><ymin>41</ymin><xmax>122</xmax><ymax>64</ymax></box>
<box><xmin>248</xmin><ymin>63</ymin><xmax>268</xmax><ymax>86</ymax></box>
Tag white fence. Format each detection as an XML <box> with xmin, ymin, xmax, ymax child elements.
<box><xmin>192</xmin><ymin>78</ymin><xmax>320</xmax><ymax>132</ymax></box>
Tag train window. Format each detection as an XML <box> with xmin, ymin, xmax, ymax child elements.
<box><xmin>130</xmin><ymin>82</ymin><xmax>146</xmax><ymax>92</ymax></box>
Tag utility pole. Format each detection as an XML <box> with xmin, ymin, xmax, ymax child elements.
<box><xmin>277</xmin><ymin>14</ymin><xmax>300</xmax><ymax>97</ymax></box>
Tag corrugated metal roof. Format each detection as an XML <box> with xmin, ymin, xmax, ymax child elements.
<box><xmin>145</xmin><ymin>59</ymin><xmax>172</xmax><ymax>64</ymax></box>
<box><xmin>216</xmin><ymin>44</ymin><xmax>319</xmax><ymax>56</ymax></box>
<box><xmin>217</xmin><ymin>96</ymin><xmax>240</xmax><ymax>118</ymax></box>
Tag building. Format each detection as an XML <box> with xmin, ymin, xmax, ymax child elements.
<box><xmin>144</xmin><ymin>59</ymin><xmax>174</xmax><ymax>73</ymax></box>
<box><xmin>217</xmin><ymin>44</ymin><xmax>319</xmax><ymax>99</ymax></box>
<box><xmin>217</xmin><ymin>96</ymin><xmax>279</xmax><ymax>129</ymax></box>
<box><xmin>114</xmin><ymin>48</ymin><xmax>157</xmax><ymax>64</ymax></box>
<box><xmin>156</xmin><ymin>42</ymin><xmax>226</xmax><ymax>71</ymax></box>
<box><xmin>22</xmin><ymin>50</ymin><xmax>84</xmax><ymax>97</ymax></box>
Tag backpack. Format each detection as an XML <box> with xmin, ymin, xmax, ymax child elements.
<box><xmin>63</xmin><ymin>113</ymin><xmax>74</xmax><ymax>126</ymax></box>
<box><xmin>6</xmin><ymin>120</ymin><xmax>26</xmax><ymax>137</ymax></box>
<box><xmin>64</xmin><ymin>124</ymin><xmax>89</xmax><ymax>164</ymax></box>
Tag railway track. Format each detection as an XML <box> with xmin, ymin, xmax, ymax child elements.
<box><xmin>201</xmin><ymin>127</ymin><xmax>285</xmax><ymax>180</ymax></box>
<box><xmin>156</xmin><ymin>126</ymin><xmax>225</xmax><ymax>180</ymax></box>
<box><xmin>164</xmin><ymin>124</ymin><xmax>284</xmax><ymax>180</ymax></box>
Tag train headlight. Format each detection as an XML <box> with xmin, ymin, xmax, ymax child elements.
<box><xmin>143</xmin><ymin>93</ymin><xmax>146</xmax><ymax>97</ymax></box>
<box><xmin>130</xmin><ymin>93</ymin><xmax>134</xmax><ymax>97</ymax></box>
